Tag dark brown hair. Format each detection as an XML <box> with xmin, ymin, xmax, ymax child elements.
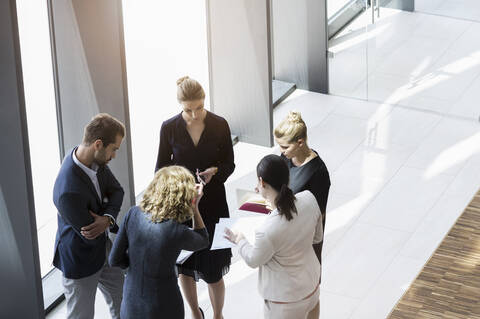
<box><xmin>82</xmin><ymin>113</ymin><xmax>125</xmax><ymax>147</ymax></box>
<box><xmin>257</xmin><ymin>154</ymin><xmax>297</xmax><ymax>221</ymax></box>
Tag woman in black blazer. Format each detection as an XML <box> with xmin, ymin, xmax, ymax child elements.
<box><xmin>155</xmin><ymin>76</ymin><xmax>235</xmax><ymax>319</ymax></box>
<box><xmin>109</xmin><ymin>166</ymin><xmax>209</xmax><ymax>319</ymax></box>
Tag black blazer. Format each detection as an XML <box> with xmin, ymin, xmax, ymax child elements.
<box><xmin>53</xmin><ymin>148</ymin><xmax>124</xmax><ymax>279</ymax></box>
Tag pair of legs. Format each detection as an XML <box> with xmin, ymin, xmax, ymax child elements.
<box><xmin>179</xmin><ymin>274</ymin><xmax>225</xmax><ymax>319</ymax></box>
<box><xmin>62</xmin><ymin>263</ymin><xmax>124</xmax><ymax>319</ymax></box>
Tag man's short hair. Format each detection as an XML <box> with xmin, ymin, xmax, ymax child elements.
<box><xmin>82</xmin><ymin>113</ymin><xmax>125</xmax><ymax>147</ymax></box>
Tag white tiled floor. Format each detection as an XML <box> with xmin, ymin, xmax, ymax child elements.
<box><xmin>48</xmin><ymin>90</ymin><xmax>480</xmax><ymax>318</ymax></box>
<box><xmin>416</xmin><ymin>0</ymin><xmax>480</xmax><ymax>22</ymax></box>
<box><xmin>329</xmin><ymin>7</ymin><xmax>480</xmax><ymax>121</ymax></box>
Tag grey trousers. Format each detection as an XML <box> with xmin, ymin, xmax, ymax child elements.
<box><xmin>62</xmin><ymin>241</ymin><xmax>124</xmax><ymax>319</ymax></box>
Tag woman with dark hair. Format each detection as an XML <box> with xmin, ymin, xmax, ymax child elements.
<box><xmin>225</xmin><ymin>154</ymin><xmax>323</xmax><ymax>319</ymax></box>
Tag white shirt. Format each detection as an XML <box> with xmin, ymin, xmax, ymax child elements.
<box><xmin>237</xmin><ymin>190</ymin><xmax>323</xmax><ymax>302</ymax></box>
<box><xmin>72</xmin><ymin>149</ymin><xmax>115</xmax><ymax>223</ymax></box>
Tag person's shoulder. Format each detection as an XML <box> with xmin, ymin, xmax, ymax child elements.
<box><xmin>161</xmin><ymin>113</ymin><xmax>182</xmax><ymax>129</ymax></box>
<box><xmin>296</xmin><ymin>190</ymin><xmax>317</xmax><ymax>203</ymax></box>
<box><xmin>207</xmin><ymin>110</ymin><xmax>224</xmax><ymax>121</ymax></box>
<box><xmin>311</xmin><ymin>150</ymin><xmax>328</xmax><ymax>169</ymax></box>
<box><xmin>310</xmin><ymin>151</ymin><xmax>330</xmax><ymax>176</ymax></box>
<box><xmin>124</xmin><ymin>206</ymin><xmax>148</xmax><ymax>228</ymax></box>
<box><xmin>127</xmin><ymin>205</ymin><xmax>142</xmax><ymax>219</ymax></box>
<box><xmin>128</xmin><ymin>205</ymin><xmax>142</xmax><ymax>216</ymax></box>
<box><xmin>207</xmin><ymin>111</ymin><xmax>229</xmax><ymax>126</ymax></box>
<box><xmin>56</xmin><ymin>154</ymin><xmax>82</xmax><ymax>191</ymax></box>
<box><xmin>58</xmin><ymin>149</ymin><xmax>75</xmax><ymax>172</ymax></box>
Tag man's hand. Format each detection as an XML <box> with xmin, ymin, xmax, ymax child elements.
<box><xmin>81</xmin><ymin>211</ymin><xmax>110</xmax><ymax>240</ymax></box>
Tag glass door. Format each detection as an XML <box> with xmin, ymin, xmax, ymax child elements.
<box><xmin>328</xmin><ymin>0</ymin><xmax>414</xmax><ymax>101</ymax></box>
<box><xmin>328</xmin><ymin>0</ymin><xmax>369</xmax><ymax>100</ymax></box>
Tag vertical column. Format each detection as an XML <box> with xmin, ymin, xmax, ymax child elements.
<box><xmin>271</xmin><ymin>0</ymin><xmax>329</xmax><ymax>93</ymax></box>
<box><xmin>48</xmin><ymin>0</ymin><xmax>135</xmax><ymax>215</ymax></box>
<box><xmin>207</xmin><ymin>0</ymin><xmax>273</xmax><ymax>147</ymax></box>
<box><xmin>0</xmin><ymin>1</ymin><xmax>45</xmax><ymax>318</ymax></box>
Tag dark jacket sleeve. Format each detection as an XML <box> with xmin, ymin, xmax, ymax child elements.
<box><xmin>180</xmin><ymin>227</ymin><xmax>209</xmax><ymax>251</ymax></box>
<box><xmin>109</xmin><ymin>209</ymin><xmax>131</xmax><ymax>268</ymax></box>
<box><xmin>308</xmin><ymin>169</ymin><xmax>331</xmax><ymax>217</ymax></box>
<box><xmin>57</xmin><ymin>192</ymin><xmax>101</xmax><ymax>245</ymax></box>
<box><xmin>213</xmin><ymin>119</ymin><xmax>235</xmax><ymax>183</ymax></box>
<box><xmin>102</xmin><ymin>166</ymin><xmax>124</xmax><ymax>220</ymax></box>
<box><xmin>155</xmin><ymin>122</ymin><xmax>174</xmax><ymax>172</ymax></box>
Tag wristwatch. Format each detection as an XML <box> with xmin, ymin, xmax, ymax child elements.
<box><xmin>107</xmin><ymin>216</ymin><xmax>115</xmax><ymax>226</ymax></box>
<box><xmin>106</xmin><ymin>215</ymin><xmax>119</xmax><ymax>233</ymax></box>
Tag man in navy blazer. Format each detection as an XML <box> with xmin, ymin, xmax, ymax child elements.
<box><xmin>53</xmin><ymin>113</ymin><xmax>126</xmax><ymax>319</ymax></box>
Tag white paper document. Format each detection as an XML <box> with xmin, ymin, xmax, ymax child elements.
<box><xmin>211</xmin><ymin>215</ymin><xmax>267</xmax><ymax>250</ymax></box>
<box><xmin>176</xmin><ymin>250</ymin><xmax>194</xmax><ymax>264</ymax></box>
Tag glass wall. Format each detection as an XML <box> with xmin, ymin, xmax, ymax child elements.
<box><xmin>328</xmin><ymin>0</ymin><xmax>480</xmax><ymax>120</ymax></box>
<box><xmin>122</xmin><ymin>1</ymin><xmax>210</xmax><ymax>195</ymax></box>
<box><xmin>16</xmin><ymin>0</ymin><xmax>60</xmax><ymax>277</ymax></box>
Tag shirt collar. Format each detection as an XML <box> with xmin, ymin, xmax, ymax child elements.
<box><xmin>72</xmin><ymin>148</ymin><xmax>99</xmax><ymax>179</ymax></box>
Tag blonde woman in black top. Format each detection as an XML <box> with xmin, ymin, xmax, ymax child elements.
<box><xmin>274</xmin><ymin>111</ymin><xmax>330</xmax><ymax>265</ymax></box>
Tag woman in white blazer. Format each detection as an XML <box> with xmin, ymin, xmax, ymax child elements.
<box><xmin>225</xmin><ymin>154</ymin><xmax>323</xmax><ymax>319</ymax></box>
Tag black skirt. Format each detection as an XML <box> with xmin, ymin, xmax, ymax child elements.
<box><xmin>177</xmin><ymin>222</ymin><xmax>231</xmax><ymax>284</ymax></box>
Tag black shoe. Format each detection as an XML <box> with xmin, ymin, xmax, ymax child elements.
<box><xmin>199</xmin><ymin>307</ymin><xmax>205</xmax><ymax>319</ymax></box>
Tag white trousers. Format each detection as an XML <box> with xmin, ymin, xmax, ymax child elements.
<box><xmin>263</xmin><ymin>288</ymin><xmax>320</xmax><ymax>319</ymax></box>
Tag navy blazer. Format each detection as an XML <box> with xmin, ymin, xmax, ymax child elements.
<box><xmin>53</xmin><ymin>148</ymin><xmax>124</xmax><ymax>279</ymax></box>
<box><xmin>109</xmin><ymin>206</ymin><xmax>209</xmax><ymax>319</ymax></box>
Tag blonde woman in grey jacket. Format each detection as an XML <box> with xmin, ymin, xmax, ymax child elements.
<box><xmin>225</xmin><ymin>154</ymin><xmax>323</xmax><ymax>319</ymax></box>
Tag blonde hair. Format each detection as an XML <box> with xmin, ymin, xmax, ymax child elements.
<box><xmin>176</xmin><ymin>76</ymin><xmax>205</xmax><ymax>102</ymax></box>
<box><xmin>273</xmin><ymin>111</ymin><xmax>307</xmax><ymax>143</ymax></box>
<box><xmin>140</xmin><ymin>166</ymin><xmax>196</xmax><ymax>223</ymax></box>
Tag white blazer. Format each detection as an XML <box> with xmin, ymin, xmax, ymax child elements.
<box><xmin>237</xmin><ymin>190</ymin><xmax>323</xmax><ymax>303</ymax></box>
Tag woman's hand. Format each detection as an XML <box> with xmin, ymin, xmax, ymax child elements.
<box><xmin>224</xmin><ymin>227</ymin><xmax>245</xmax><ymax>244</ymax></box>
<box><xmin>191</xmin><ymin>183</ymin><xmax>206</xmax><ymax>229</ymax></box>
<box><xmin>192</xmin><ymin>183</ymin><xmax>204</xmax><ymax>208</ymax></box>
<box><xmin>197</xmin><ymin>167</ymin><xmax>217</xmax><ymax>184</ymax></box>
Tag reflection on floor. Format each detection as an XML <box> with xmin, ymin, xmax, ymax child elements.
<box><xmin>47</xmin><ymin>90</ymin><xmax>480</xmax><ymax>318</ymax></box>
<box><xmin>390</xmin><ymin>188</ymin><xmax>480</xmax><ymax>319</ymax></box>
<box><xmin>416</xmin><ymin>0</ymin><xmax>480</xmax><ymax>22</ymax></box>
<box><xmin>329</xmin><ymin>7</ymin><xmax>480</xmax><ymax>121</ymax></box>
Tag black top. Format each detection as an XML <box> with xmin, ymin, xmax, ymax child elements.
<box><xmin>154</xmin><ymin>111</ymin><xmax>235</xmax><ymax>281</ymax></box>
<box><xmin>155</xmin><ymin>111</ymin><xmax>235</xmax><ymax>226</ymax></box>
<box><xmin>109</xmin><ymin>206</ymin><xmax>209</xmax><ymax>319</ymax></box>
<box><xmin>282</xmin><ymin>151</ymin><xmax>330</xmax><ymax>222</ymax></box>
